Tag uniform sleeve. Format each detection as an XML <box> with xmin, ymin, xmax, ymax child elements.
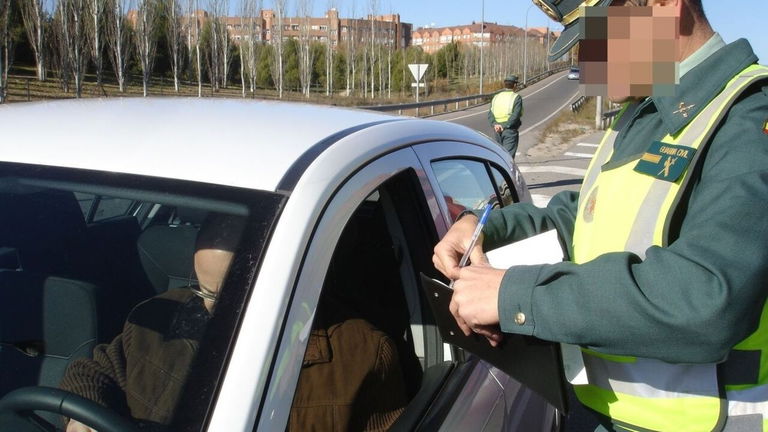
<box><xmin>488</xmin><ymin>104</ymin><xmax>497</xmax><ymax>126</ymax></box>
<box><xmin>482</xmin><ymin>189</ymin><xmax>579</xmax><ymax>258</ymax></box>
<box><xmin>496</xmin><ymin>89</ymin><xmax>768</xmax><ymax>364</ymax></box>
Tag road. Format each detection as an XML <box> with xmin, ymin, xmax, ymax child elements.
<box><xmin>432</xmin><ymin>72</ymin><xmax>600</xmax><ymax>207</ymax></box>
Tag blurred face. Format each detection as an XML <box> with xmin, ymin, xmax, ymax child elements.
<box><xmin>579</xmin><ymin>0</ymin><xmax>680</xmax><ymax>101</ymax></box>
<box><xmin>194</xmin><ymin>248</ymin><xmax>235</xmax><ymax>311</ymax></box>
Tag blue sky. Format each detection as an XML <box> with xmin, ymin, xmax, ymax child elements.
<box><xmin>277</xmin><ymin>0</ymin><xmax>767</xmax><ymax>63</ymax></box>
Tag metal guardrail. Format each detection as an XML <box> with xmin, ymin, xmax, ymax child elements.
<box><xmin>359</xmin><ymin>64</ymin><xmax>570</xmax><ymax>117</ymax></box>
<box><xmin>571</xmin><ymin>95</ymin><xmax>587</xmax><ymax>113</ymax></box>
<box><xmin>600</xmin><ymin>108</ymin><xmax>621</xmax><ymax>129</ymax></box>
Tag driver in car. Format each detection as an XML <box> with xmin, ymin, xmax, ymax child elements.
<box><xmin>60</xmin><ymin>213</ymin><xmax>409</xmax><ymax>432</ymax></box>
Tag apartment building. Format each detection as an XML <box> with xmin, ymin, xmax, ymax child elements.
<box><xmin>216</xmin><ymin>8</ymin><xmax>411</xmax><ymax>49</ymax></box>
<box><xmin>412</xmin><ymin>22</ymin><xmax>558</xmax><ymax>54</ymax></box>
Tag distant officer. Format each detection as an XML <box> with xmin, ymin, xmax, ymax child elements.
<box><xmin>488</xmin><ymin>75</ymin><xmax>523</xmax><ymax>159</ymax></box>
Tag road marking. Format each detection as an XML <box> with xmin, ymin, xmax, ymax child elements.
<box><xmin>444</xmin><ymin>107</ymin><xmax>489</xmax><ymax>121</ymax></box>
<box><xmin>531</xmin><ymin>194</ymin><xmax>553</xmax><ymax>208</ymax></box>
<box><xmin>524</xmin><ymin>73</ymin><xmax>568</xmax><ymax>98</ymax></box>
<box><xmin>518</xmin><ymin>165</ymin><xmax>587</xmax><ymax>177</ymax></box>
<box><xmin>519</xmin><ymin>91</ymin><xmax>581</xmax><ymax>136</ymax></box>
<box><xmin>564</xmin><ymin>152</ymin><xmax>593</xmax><ymax>159</ymax></box>
<box><xmin>443</xmin><ymin>72</ymin><xmax>568</xmax><ymax>122</ymax></box>
<box><xmin>577</xmin><ymin>143</ymin><xmax>598</xmax><ymax>148</ymax></box>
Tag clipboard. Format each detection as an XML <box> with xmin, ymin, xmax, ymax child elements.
<box><xmin>420</xmin><ymin>273</ymin><xmax>568</xmax><ymax>413</ymax></box>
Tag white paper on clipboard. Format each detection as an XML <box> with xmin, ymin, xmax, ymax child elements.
<box><xmin>485</xmin><ymin>229</ymin><xmax>588</xmax><ymax>385</ymax></box>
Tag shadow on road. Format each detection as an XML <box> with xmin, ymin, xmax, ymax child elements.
<box><xmin>527</xmin><ymin>179</ymin><xmax>583</xmax><ymax>190</ymax></box>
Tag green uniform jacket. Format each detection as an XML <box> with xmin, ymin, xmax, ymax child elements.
<box><xmin>483</xmin><ymin>39</ymin><xmax>768</xmax><ymax>364</ymax></box>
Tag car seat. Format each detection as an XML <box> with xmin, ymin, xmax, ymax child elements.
<box><xmin>136</xmin><ymin>223</ymin><xmax>199</xmax><ymax>294</ymax></box>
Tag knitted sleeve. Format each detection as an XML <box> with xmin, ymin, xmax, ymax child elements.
<box><xmin>59</xmin><ymin>328</ymin><xmax>134</xmax><ymax>417</ymax></box>
<box><xmin>361</xmin><ymin>335</ymin><xmax>409</xmax><ymax>432</ymax></box>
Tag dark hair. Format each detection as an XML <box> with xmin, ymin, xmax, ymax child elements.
<box><xmin>687</xmin><ymin>0</ymin><xmax>705</xmax><ymax>18</ymax></box>
<box><xmin>195</xmin><ymin>213</ymin><xmax>246</xmax><ymax>253</ymax></box>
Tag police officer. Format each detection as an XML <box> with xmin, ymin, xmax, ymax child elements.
<box><xmin>488</xmin><ymin>75</ymin><xmax>523</xmax><ymax>159</ymax></box>
<box><xmin>434</xmin><ymin>0</ymin><xmax>768</xmax><ymax>431</ymax></box>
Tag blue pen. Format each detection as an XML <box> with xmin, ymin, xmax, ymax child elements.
<box><xmin>449</xmin><ymin>202</ymin><xmax>493</xmax><ymax>289</ymax></box>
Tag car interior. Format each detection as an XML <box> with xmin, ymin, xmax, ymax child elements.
<box><xmin>0</xmin><ymin>170</ymin><xmax>259</xmax><ymax>429</ymax></box>
<box><xmin>0</xmin><ymin>157</ymin><xmax>520</xmax><ymax>430</ymax></box>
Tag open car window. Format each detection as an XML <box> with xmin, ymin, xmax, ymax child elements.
<box><xmin>0</xmin><ymin>162</ymin><xmax>282</xmax><ymax>431</ymax></box>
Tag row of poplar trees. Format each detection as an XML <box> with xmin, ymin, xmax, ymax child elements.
<box><xmin>0</xmin><ymin>0</ymin><xmax>551</xmax><ymax>103</ymax></box>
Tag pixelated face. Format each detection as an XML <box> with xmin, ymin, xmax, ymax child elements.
<box><xmin>578</xmin><ymin>0</ymin><xmax>680</xmax><ymax>100</ymax></box>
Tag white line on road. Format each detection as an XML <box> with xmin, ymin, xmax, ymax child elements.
<box><xmin>564</xmin><ymin>152</ymin><xmax>594</xmax><ymax>159</ymax></box>
<box><xmin>531</xmin><ymin>194</ymin><xmax>553</xmax><ymax>208</ymax></box>
<box><xmin>519</xmin><ymin>92</ymin><xmax>580</xmax><ymax>136</ymax></box>
<box><xmin>444</xmin><ymin>107</ymin><xmax>488</xmax><ymax>121</ymax></box>
<box><xmin>518</xmin><ymin>165</ymin><xmax>587</xmax><ymax>177</ymax></box>
<box><xmin>577</xmin><ymin>143</ymin><xmax>598</xmax><ymax>148</ymax></box>
<box><xmin>444</xmin><ymin>73</ymin><xmax>568</xmax><ymax>122</ymax></box>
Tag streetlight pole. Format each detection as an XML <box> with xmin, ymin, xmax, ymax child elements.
<box><xmin>523</xmin><ymin>4</ymin><xmax>534</xmax><ymax>85</ymax></box>
<box><xmin>479</xmin><ymin>0</ymin><xmax>484</xmax><ymax>94</ymax></box>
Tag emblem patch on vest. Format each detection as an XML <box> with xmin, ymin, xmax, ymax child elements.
<box><xmin>634</xmin><ymin>141</ymin><xmax>696</xmax><ymax>182</ymax></box>
<box><xmin>583</xmin><ymin>186</ymin><xmax>598</xmax><ymax>223</ymax></box>
<box><xmin>763</xmin><ymin>119</ymin><xmax>768</xmax><ymax>135</ymax></box>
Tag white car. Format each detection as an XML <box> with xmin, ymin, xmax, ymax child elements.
<box><xmin>0</xmin><ymin>98</ymin><xmax>562</xmax><ymax>431</ymax></box>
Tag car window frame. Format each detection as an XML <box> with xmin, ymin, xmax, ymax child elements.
<box><xmin>252</xmin><ymin>147</ymin><xmax>447</xmax><ymax>431</ymax></box>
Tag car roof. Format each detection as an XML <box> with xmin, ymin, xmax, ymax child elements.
<box><xmin>0</xmin><ymin>98</ymin><xmax>405</xmax><ymax>192</ymax></box>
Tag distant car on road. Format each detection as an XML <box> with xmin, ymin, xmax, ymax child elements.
<box><xmin>0</xmin><ymin>99</ymin><xmax>563</xmax><ymax>431</ymax></box>
<box><xmin>567</xmin><ymin>66</ymin><xmax>580</xmax><ymax>80</ymax></box>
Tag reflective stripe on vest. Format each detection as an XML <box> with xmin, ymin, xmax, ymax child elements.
<box><xmin>572</xmin><ymin>65</ymin><xmax>768</xmax><ymax>432</ymax></box>
<box><xmin>491</xmin><ymin>90</ymin><xmax>519</xmax><ymax>123</ymax></box>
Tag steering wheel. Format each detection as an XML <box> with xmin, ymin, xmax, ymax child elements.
<box><xmin>0</xmin><ymin>386</ymin><xmax>138</xmax><ymax>432</ymax></box>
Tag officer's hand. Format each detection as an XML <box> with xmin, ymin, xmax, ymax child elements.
<box><xmin>66</xmin><ymin>419</ymin><xmax>98</xmax><ymax>432</ymax></box>
<box><xmin>449</xmin><ymin>265</ymin><xmax>505</xmax><ymax>347</ymax></box>
<box><xmin>432</xmin><ymin>214</ymin><xmax>488</xmax><ymax>281</ymax></box>
<box><xmin>493</xmin><ymin>124</ymin><xmax>503</xmax><ymax>133</ymax></box>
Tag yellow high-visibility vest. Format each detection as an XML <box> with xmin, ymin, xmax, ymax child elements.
<box><xmin>491</xmin><ymin>90</ymin><xmax>520</xmax><ymax>124</ymax></box>
<box><xmin>572</xmin><ymin>65</ymin><xmax>768</xmax><ymax>432</ymax></box>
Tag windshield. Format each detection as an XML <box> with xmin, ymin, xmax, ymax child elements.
<box><xmin>0</xmin><ymin>162</ymin><xmax>283</xmax><ymax>430</ymax></box>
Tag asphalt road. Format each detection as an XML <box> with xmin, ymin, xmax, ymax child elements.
<box><xmin>433</xmin><ymin>72</ymin><xmax>599</xmax><ymax>208</ymax></box>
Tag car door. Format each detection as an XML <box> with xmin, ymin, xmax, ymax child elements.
<box><xmin>413</xmin><ymin>141</ymin><xmax>560</xmax><ymax>431</ymax></box>
<box><xmin>248</xmin><ymin>139</ymin><xmax>554</xmax><ymax>431</ymax></box>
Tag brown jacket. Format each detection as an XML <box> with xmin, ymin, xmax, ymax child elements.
<box><xmin>60</xmin><ymin>289</ymin><xmax>408</xmax><ymax>430</ymax></box>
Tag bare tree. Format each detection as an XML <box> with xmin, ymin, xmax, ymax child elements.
<box><xmin>206</xmin><ymin>0</ymin><xmax>222</xmax><ymax>91</ymax></box>
<box><xmin>134</xmin><ymin>0</ymin><xmax>159</xmax><ymax>96</ymax></box>
<box><xmin>86</xmin><ymin>0</ymin><xmax>105</xmax><ymax>86</ymax></box>
<box><xmin>218</xmin><ymin>0</ymin><xmax>230</xmax><ymax>88</ymax></box>
<box><xmin>55</xmin><ymin>0</ymin><xmax>89</xmax><ymax>98</ymax></box>
<box><xmin>106</xmin><ymin>0</ymin><xmax>132</xmax><ymax>92</ymax></box>
<box><xmin>344</xmin><ymin>0</ymin><xmax>356</xmax><ymax>96</ymax></box>
<box><xmin>185</xmin><ymin>0</ymin><xmax>202</xmax><ymax>96</ymax></box>
<box><xmin>296</xmin><ymin>0</ymin><xmax>313</xmax><ymax>97</ymax></box>
<box><xmin>367</xmin><ymin>0</ymin><xmax>377</xmax><ymax>99</ymax></box>
<box><xmin>20</xmin><ymin>0</ymin><xmax>48</xmax><ymax>81</ymax></box>
<box><xmin>269</xmin><ymin>0</ymin><xmax>287</xmax><ymax>98</ymax></box>
<box><xmin>239</xmin><ymin>0</ymin><xmax>261</xmax><ymax>97</ymax></box>
<box><xmin>324</xmin><ymin>0</ymin><xmax>335</xmax><ymax>96</ymax></box>
<box><xmin>164</xmin><ymin>0</ymin><xmax>184</xmax><ymax>92</ymax></box>
<box><xmin>0</xmin><ymin>0</ymin><xmax>13</xmax><ymax>103</ymax></box>
<box><xmin>386</xmin><ymin>7</ymin><xmax>392</xmax><ymax>98</ymax></box>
